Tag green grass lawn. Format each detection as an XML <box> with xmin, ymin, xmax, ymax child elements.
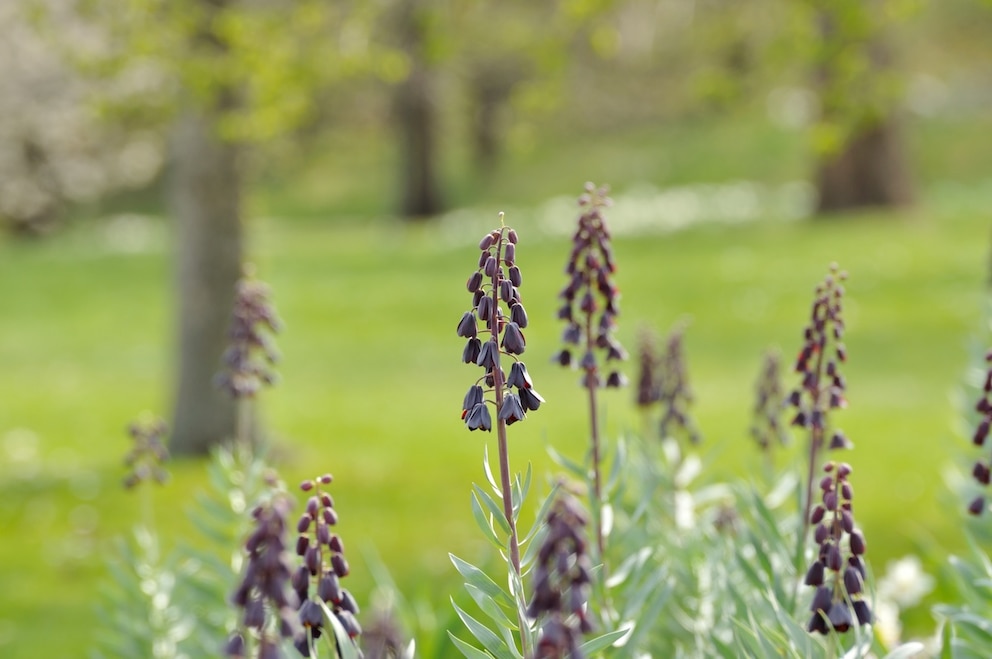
<box><xmin>2</xmin><ymin>114</ymin><xmax>992</xmax><ymax>656</ymax></box>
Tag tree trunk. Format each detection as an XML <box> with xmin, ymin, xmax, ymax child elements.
<box><xmin>469</xmin><ymin>61</ymin><xmax>519</xmax><ymax>174</ymax></box>
<box><xmin>812</xmin><ymin>4</ymin><xmax>915</xmax><ymax>214</ymax></box>
<box><xmin>815</xmin><ymin>116</ymin><xmax>914</xmax><ymax>213</ymax></box>
<box><xmin>168</xmin><ymin>107</ymin><xmax>243</xmax><ymax>455</ymax></box>
<box><xmin>393</xmin><ymin>1</ymin><xmax>442</xmax><ymax>219</ymax></box>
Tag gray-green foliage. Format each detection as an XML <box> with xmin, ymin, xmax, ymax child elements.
<box><xmin>935</xmin><ymin>538</ymin><xmax>992</xmax><ymax>658</ymax></box>
<box><xmin>93</xmin><ymin>445</ymin><xmax>272</xmax><ymax>658</ymax></box>
<box><xmin>448</xmin><ymin>450</ymin><xmax>626</xmax><ymax>658</ymax></box>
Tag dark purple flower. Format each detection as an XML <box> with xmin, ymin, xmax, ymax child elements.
<box><xmin>476</xmin><ymin>340</ymin><xmax>499</xmax><ymax>370</ymax></box>
<box><xmin>216</xmin><ymin>271</ymin><xmax>282</xmax><ymax>400</ymax></box>
<box><xmin>501</xmin><ymin>322</ymin><xmax>526</xmax><ymax>355</ymax></box>
<box><xmin>507</xmin><ymin>362</ymin><xmax>533</xmax><ymax>389</ymax></box>
<box><xmin>498</xmin><ymin>393</ymin><xmax>526</xmax><ymax>425</ymax></box>
<box><xmin>466</xmin><ymin>403</ymin><xmax>492</xmax><ymax>432</ymax></box>
<box><xmin>456</xmin><ymin>312</ymin><xmax>477</xmax><ymax>339</ymax></box>
<box><xmin>292</xmin><ymin>474</ymin><xmax>360</xmax><ymax>655</ymax></box>
<box><xmin>519</xmin><ymin>387</ymin><xmax>545</xmax><ymax>411</ymax></box>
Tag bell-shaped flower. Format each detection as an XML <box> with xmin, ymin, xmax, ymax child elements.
<box><xmin>476</xmin><ymin>339</ymin><xmax>499</xmax><ymax>369</ymax></box>
<box><xmin>519</xmin><ymin>387</ymin><xmax>544</xmax><ymax>412</ymax></box>
<box><xmin>456</xmin><ymin>311</ymin><xmax>477</xmax><ymax>338</ymax></box>
<box><xmin>461</xmin><ymin>385</ymin><xmax>484</xmax><ymax>418</ymax></box>
<box><xmin>507</xmin><ymin>361</ymin><xmax>533</xmax><ymax>389</ymax></box>
<box><xmin>466</xmin><ymin>403</ymin><xmax>492</xmax><ymax>431</ymax></box>
<box><xmin>462</xmin><ymin>338</ymin><xmax>481</xmax><ymax>364</ymax></box>
<box><xmin>501</xmin><ymin>322</ymin><xmax>526</xmax><ymax>355</ymax></box>
<box><xmin>498</xmin><ymin>393</ymin><xmax>526</xmax><ymax>425</ymax></box>
<box><xmin>510</xmin><ymin>303</ymin><xmax>528</xmax><ymax>328</ymax></box>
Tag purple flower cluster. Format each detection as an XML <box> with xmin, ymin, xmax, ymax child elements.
<box><xmin>657</xmin><ymin>326</ymin><xmax>700</xmax><ymax>445</ymax></box>
<box><xmin>787</xmin><ymin>265</ymin><xmax>850</xmax><ymax>452</ymax></box>
<box><xmin>527</xmin><ymin>491</ymin><xmax>594</xmax><ymax>658</ymax></box>
<box><xmin>967</xmin><ymin>349</ymin><xmax>992</xmax><ymax>515</ymax></box>
<box><xmin>123</xmin><ymin>417</ymin><xmax>170</xmax><ymax>489</ymax></box>
<box><xmin>216</xmin><ymin>272</ymin><xmax>282</xmax><ymax>399</ymax></box>
<box><xmin>458</xmin><ymin>222</ymin><xmax>544</xmax><ymax>431</ymax></box>
<box><xmin>750</xmin><ymin>350</ymin><xmax>789</xmax><ymax>454</ymax></box>
<box><xmin>804</xmin><ymin>461</ymin><xmax>871</xmax><ymax>634</ymax></box>
<box><xmin>554</xmin><ymin>183</ymin><xmax>627</xmax><ymax>389</ymax></box>
<box><xmin>227</xmin><ymin>493</ymin><xmax>300</xmax><ymax>658</ymax></box>
<box><xmin>291</xmin><ymin>474</ymin><xmax>361</xmax><ymax>657</ymax></box>
<box><xmin>635</xmin><ymin>327</ymin><xmax>660</xmax><ymax>409</ymax></box>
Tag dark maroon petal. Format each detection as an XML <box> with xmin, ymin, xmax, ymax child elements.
<box><xmin>827</xmin><ymin>601</ymin><xmax>852</xmax><ymax>632</ymax></box>
<box><xmin>476</xmin><ymin>340</ymin><xmax>499</xmax><ymax>369</ymax></box>
<box><xmin>555</xmin><ymin>349</ymin><xmax>572</xmax><ymax>367</ymax></box>
<box><xmin>479</xmin><ymin>233</ymin><xmax>495</xmax><ymax>251</ymax></box>
<box><xmin>969</xmin><ymin>495</ymin><xmax>986</xmax><ymax>516</ymax></box>
<box><xmin>456</xmin><ymin>312</ymin><xmax>477</xmax><ymax>338</ymax></box>
<box><xmin>810</xmin><ymin>585</ymin><xmax>831</xmax><ymax>613</ymax></box>
<box><xmin>975</xmin><ymin>419</ymin><xmax>990</xmax><ymax>446</ymax></box>
<box><xmin>501</xmin><ymin>322</ymin><xmax>526</xmax><ymax>355</ymax></box>
<box><xmin>803</xmin><ymin>561</ymin><xmax>824</xmax><ymax>586</ymax></box>
<box><xmin>462</xmin><ymin>338</ymin><xmax>481</xmax><ymax>364</ymax></box>
<box><xmin>305</xmin><ymin>546</ymin><xmax>321</xmax><ymax>574</ymax></box>
<box><xmin>467</xmin><ymin>271</ymin><xmax>483</xmax><ymax>293</ymax></box>
<box><xmin>466</xmin><ymin>403</ymin><xmax>492</xmax><ymax>432</ymax></box>
<box><xmin>328</xmin><ymin>535</ymin><xmax>343</xmax><ymax>554</ymax></box>
<box><xmin>509</xmin><ymin>265</ymin><xmax>522</xmax><ymax>287</ymax></box>
<box><xmin>853</xmin><ymin>600</ymin><xmax>872</xmax><ymax>625</ymax></box>
<box><xmin>498</xmin><ymin>393</ymin><xmax>527</xmax><ymax>425</ymax></box>
<box><xmin>318</xmin><ymin>573</ymin><xmax>342</xmax><ymax>603</ymax></box>
<box><xmin>518</xmin><ymin>387</ymin><xmax>544</xmax><ymax>411</ymax></box>
<box><xmin>974</xmin><ymin>461</ymin><xmax>991</xmax><ymax>485</ymax></box>
<box><xmin>225</xmin><ymin>632</ymin><xmax>246</xmax><ymax>658</ymax></box>
<box><xmin>507</xmin><ymin>362</ymin><xmax>533</xmax><ymax>389</ymax></box>
<box><xmin>849</xmin><ymin>531</ymin><xmax>865</xmax><ymax>555</ymax></box>
<box><xmin>605</xmin><ymin>371</ymin><xmax>627</xmax><ymax>388</ymax></box>
<box><xmin>510</xmin><ymin>303</ymin><xmax>528</xmax><ymax>328</ymax></box>
<box><xmin>331</xmin><ymin>553</ymin><xmax>350</xmax><ymax>578</ymax></box>
<box><xmin>504</xmin><ymin>243</ymin><xmax>516</xmax><ymax>265</ymax></box>
<box><xmin>478</xmin><ymin>296</ymin><xmax>493</xmax><ymax>323</ymax></box>
<box><xmin>843</xmin><ymin>566</ymin><xmax>863</xmax><ymax>595</ymax></box>
<box><xmin>462</xmin><ymin>385</ymin><xmax>485</xmax><ymax>413</ymax></box>
<box><xmin>507</xmin><ymin>228</ymin><xmax>518</xmax><ymax>244</ymax></box>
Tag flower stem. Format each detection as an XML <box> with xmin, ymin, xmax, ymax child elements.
<box><xmin>583</xmin><ymin>310</ymin><xmax>607</xmax><ymax>567</ymax></box>
<box><xmin>489</xmin><ymin>227</ymin><xmax>530</xmax><ymax>657</ymax></box>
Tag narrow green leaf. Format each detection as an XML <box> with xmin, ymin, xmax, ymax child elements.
<box><xmin>450</xmin><ymin>554</ymin><xmax>514</xmax><ymax>608</ymax></box>
<box><xmin>451</xmin><ymin>599</ymin><xmax>515</xmax><ymax>659</ymax></box>
<box><xmin>520</xmin><ymin>463</ymin><xmax>533</xmax><ymax>505</ymax></box>
<box><xmin>448</xmin><ymin>632</ymin><xmax>495</xmax><ymax>659</ymax></box>
<box><xmin>471</xmin><ymin>491</ymin><xmax>505</xmax><ymax>548</ymax></box>
<box><xmin>577</xmin><ymin>628</ymin><xmax>628</xmax><ymax>654</ymax></box>
<box><xmin>464</xmin><ymin>583</ymin><xmax>517</xmax><ymax>631</ymax></box>
<box><xmin>316</xmin><ymin>599</ymin><xmax>360</xmax><ymax>659</ymax></box>
<box><xmin>940</xmin><ymin>620</ymin><xmax>953</xmax><ymax>659</ymax></box>
<box><xmin>882</xmin><ymin>642</ymin><xmax>926</xmax><ymax>659</ymax></box>
<box><xmin>546</xmin><ymin>444</ymin><xmax>585</xmax><ymax>478</ymax></box>
<box><xmin>483</xmin><ymin>446</ymin><xmax>502</xmax><ymax>495</ymax></box>
<box><xmin>474</xmin><ymin>485</ymin><xmax>512</xmax><ymax>535</ymax></box>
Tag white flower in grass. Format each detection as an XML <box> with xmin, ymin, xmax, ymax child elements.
<box><xmin>877</xmin><ymin>555</ymin><xmax>935</xmax><ymax>609</ymax></box>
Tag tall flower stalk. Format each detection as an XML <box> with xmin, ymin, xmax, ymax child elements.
<box><xmin>216</xmin><ymin>267</ymin><xmax>282</xmax><ymax>446</ymax></box>
<box><xmin>457</xmin><ymin>214</ymin><xmax>542</xmax><ymax>656</ymax></box>
<box><xmin>750</xmin><ymin>349</ymin><xmax>789</xmax><ymax>465</ymax></box>
<box><xmin>787</xmin><ymin>264</ymin><xmax>855</xmax><ymax>607</ymax></box>
<box><xmin>967</xmin><ymin>349</ymin><xmax>992</xmax><ymax>515</ymax></box>
<box><xmin>554</xmin><ymin>183</ymin><xmax>626</xmax><ymax>564</ymax></box>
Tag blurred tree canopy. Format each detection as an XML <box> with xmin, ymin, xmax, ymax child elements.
<box><xmin>6</xmin><ymin>0</ymin><xmax>988</xmax><ymax>451</ymax></box>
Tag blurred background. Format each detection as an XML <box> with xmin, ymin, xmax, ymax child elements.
<box><xmin>1</xmin><ymin>0</ymin><xmax>991</xmax><ymax>655</ymax></box>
